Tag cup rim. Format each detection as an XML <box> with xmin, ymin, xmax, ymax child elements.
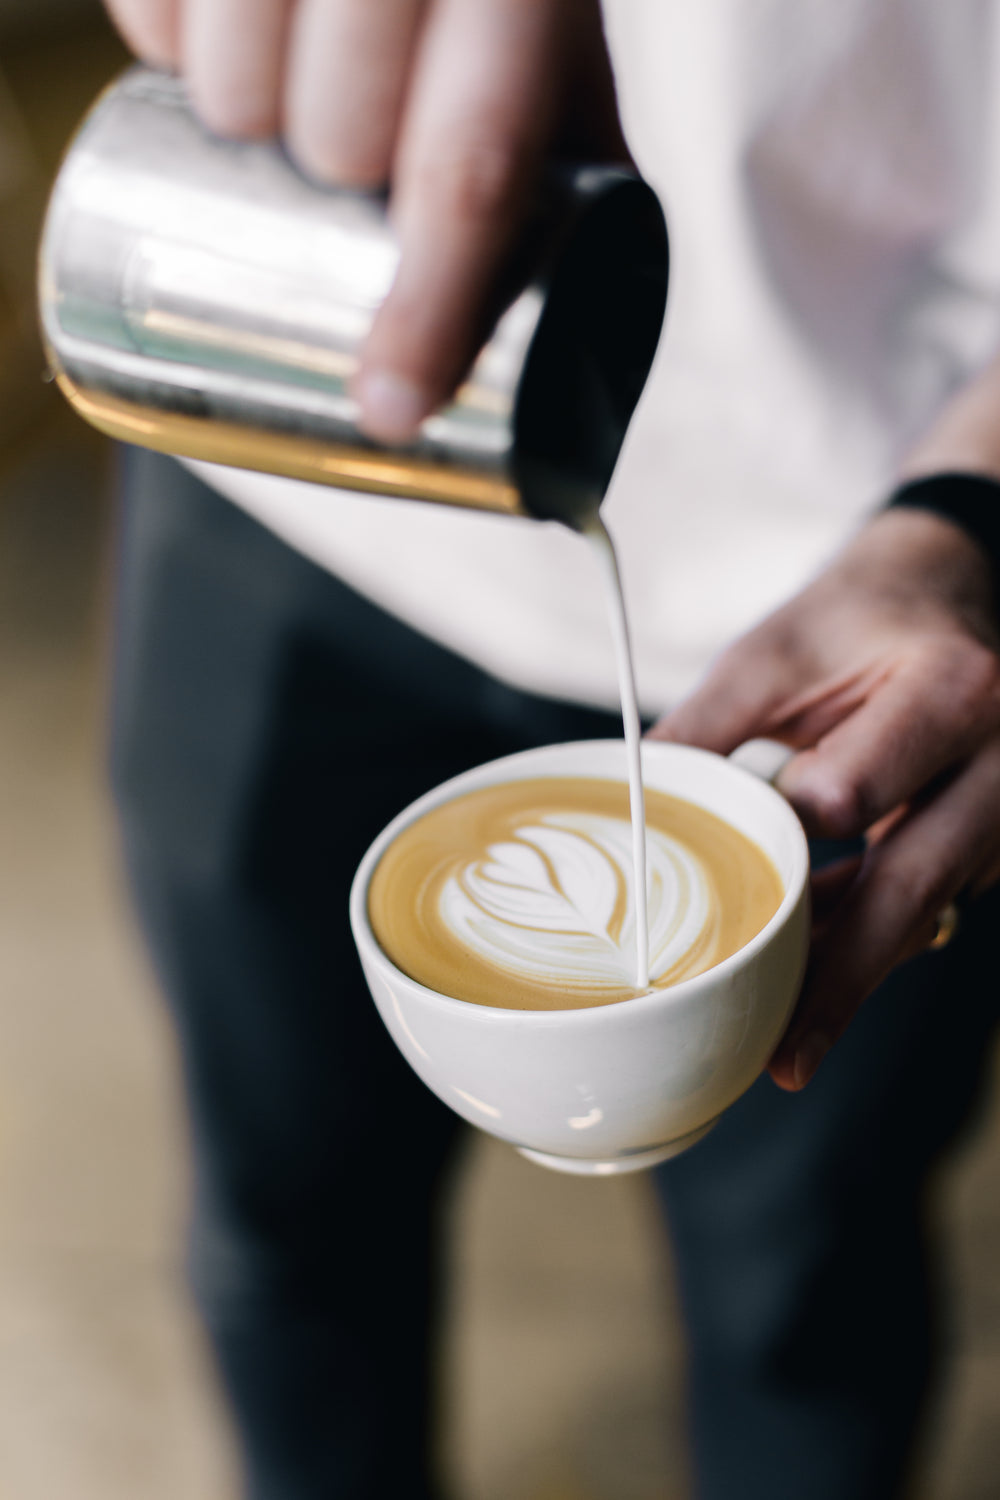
<box><xmin>349</xmin><ymin>738</ymin><xmax>810</xmax><ymax>1024</ymax></box>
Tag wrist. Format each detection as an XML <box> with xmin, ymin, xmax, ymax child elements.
<box><xmin>830</xmin><ymin>502</ymin><xmax>995</xmax><ymax>630</ymax></box>
<box><xmin>885</xmin><ymin>471</ymin><xmax>1000</xmax><ymax>593</ymax></box>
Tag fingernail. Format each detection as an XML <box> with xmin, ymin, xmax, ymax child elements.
<box><xmin>357</xmin><ymin>371</ymin><xmax>429</xmax><ymax>443</ymax></box>
<box><xmin>793</xmin><ymin>1032</ymin><xmax>831</xmax><ymax>1089</ymax></box>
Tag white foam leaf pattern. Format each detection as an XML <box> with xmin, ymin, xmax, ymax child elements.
<box><xmin>439</xmin><ymin>812</ymin><xmax>711</xmax><ymax>990</ymax></box>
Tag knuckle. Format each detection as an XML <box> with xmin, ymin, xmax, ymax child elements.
<box><xmin>794</xmin><ymin>770</ymin><xmax>872</xmax><ymax>837</ymax></box>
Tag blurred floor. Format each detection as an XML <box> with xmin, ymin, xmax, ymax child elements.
<box><xmin>0</xmin><ymin>10</ymin><xmax>999</xmax><ymax>1500</ymax></box>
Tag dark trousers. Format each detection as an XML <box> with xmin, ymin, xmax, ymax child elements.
<box><xmin>111</xmin><ymin>450</ymin><xmax>1000</xmax><ymax>1500</ymax></box>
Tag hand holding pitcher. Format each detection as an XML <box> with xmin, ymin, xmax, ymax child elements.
<box><xmin>102</xmin><ymin>0</ymin><xmax>628</xmax><ymax>440</ymax></box>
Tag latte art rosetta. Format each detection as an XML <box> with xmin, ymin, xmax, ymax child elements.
<box><xmin>368</xmin><ymin>777</ymin><xmax>784</xmax><ymax>1011</ymax></box>
<box><xmin>441</xmin><ymin>813</ymin><xmax>713</xmax><ymax>989</ymax></box>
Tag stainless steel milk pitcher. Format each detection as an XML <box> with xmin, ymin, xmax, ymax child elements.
<box><xmin>39</xmin><ymin>67</ymin><xmax>668</xmax><ymax>525</ymax></box>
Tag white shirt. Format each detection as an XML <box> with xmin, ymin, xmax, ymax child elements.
<box><xmin>189</xmin><ymin>0</ymin><xmax>1000</xmax><ymax>715</ymax></box>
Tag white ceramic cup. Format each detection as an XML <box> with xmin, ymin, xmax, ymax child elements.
<box><xmin>349</xmin><ymin>740</ymin><xmax>810</xmax><ymax>1175</ymax></box>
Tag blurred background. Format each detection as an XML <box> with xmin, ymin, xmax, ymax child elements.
<box><xmin>1</xmin><ymin>4</ymin><xmax>999</xmax><ymax>1497</ymax></box>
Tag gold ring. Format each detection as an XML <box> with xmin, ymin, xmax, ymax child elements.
<box><xmin>928</xmin><ymin>902</ymin><xmax>960</xmax><ymax>951</ymax></box>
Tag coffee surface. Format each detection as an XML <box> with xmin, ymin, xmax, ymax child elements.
<box><xmin>368</xmin><ymin>776</ymin><xmax>784</xmax><ymax>1010</ymax></box>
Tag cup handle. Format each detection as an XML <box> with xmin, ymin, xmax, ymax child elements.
<box><xmin>728</xmin><ymin>738</ymin><xmax>794</xmax><ymax>786</ymax></box>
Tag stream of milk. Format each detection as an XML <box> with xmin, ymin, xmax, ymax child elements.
<box><xmin>584</xmin><ymin>517</ymin><xmax>650</xmax><ymax>990</ymax></box>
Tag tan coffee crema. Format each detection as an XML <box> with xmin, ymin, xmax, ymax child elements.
<box><xmin>368</xmin><ymin>776</ymin><xmax>784</xmax><ymax>1011</ymax></box>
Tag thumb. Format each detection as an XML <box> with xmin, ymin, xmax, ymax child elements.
<box><xmin>648</xmin><ymin>636</ymin><xmax>798</xmax><ymax>754</ymax></box>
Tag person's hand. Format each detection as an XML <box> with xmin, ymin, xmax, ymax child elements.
<box><xmin>102</xmin><ymin>0</ymin><xmax>627</xmax><ymax>442</ymax></box>
<box><xmin>649</xmin><ymin>507</ymin><xmax>1000</xmax><ymax>1091</ymax></box>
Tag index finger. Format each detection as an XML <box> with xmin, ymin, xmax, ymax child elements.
<box><xmin>356</xmin><ymin>0</ymin><xmax>571</xmax><ymax>442</ymax></box>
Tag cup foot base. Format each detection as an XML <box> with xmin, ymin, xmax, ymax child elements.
<box><xmin>516</xmin><ymin>1118</ymin><xmax>719</xmax><ymax>1175</ymax></box>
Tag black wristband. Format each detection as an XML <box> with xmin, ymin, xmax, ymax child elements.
<box><xmin>886</xmin><ymin>472</ymin><xmax>1000</xmax><ymax>584</ymax></box>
